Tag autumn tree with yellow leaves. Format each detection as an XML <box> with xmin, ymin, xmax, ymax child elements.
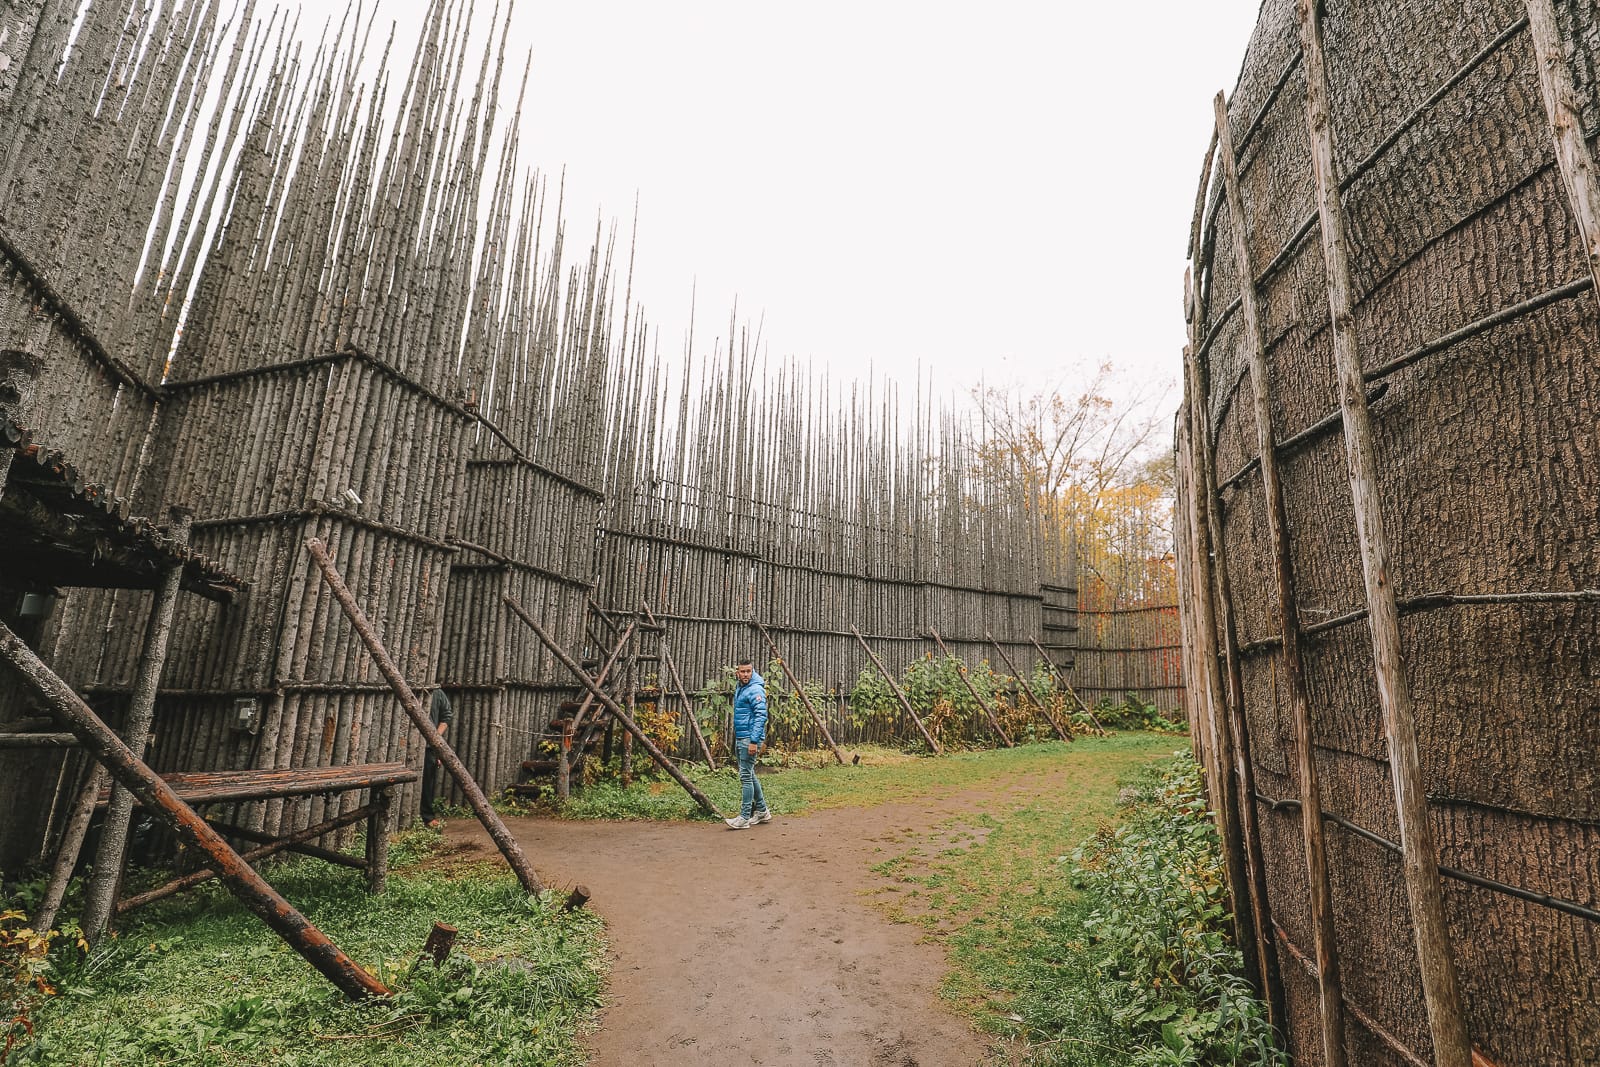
<box><xmin>973</xmin><ymin>363</ymin><xmax>1176</xmax><ymax>612</ymax></box>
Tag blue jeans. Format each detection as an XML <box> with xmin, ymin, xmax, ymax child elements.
<box><xmin>738</xmin><ymin>742</ymin><xmax>767</xmax><ymax>818</ymax></box>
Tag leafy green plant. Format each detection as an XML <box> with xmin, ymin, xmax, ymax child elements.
<box><xmin>1014</xmin><ymin>756</ymin><xmax>1283</xmax><ymax>1065</ymax></box>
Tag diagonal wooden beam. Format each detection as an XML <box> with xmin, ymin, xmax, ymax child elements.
<box><xmin>0</xmin><ymin>621</ymin><xmax>389</xmax><ymax>1000</ymax></box>
<box><xmin>930</xmin><ymin>630</ymin><xmax>1012</xmax><ymax>747</ymax></box>
<box><xmin>986</xmin><ymin>631</ymin><xmax>1070</xmax><ymax>742</ymax></box>
<box><xmin>305</xmin><ymin>537</ymin><xmax>542</xmax><ymax>895</ymax></box>
<box><xmin>505</xmin><ymin>596</ymin><xmax>723</xmax><ymax>817</ymax></box>
<box><xmin>754</xmin><ymin>620</ymin><xmax>845</xmax><ymax>764</ymax></box>
<box><xmin>851</xmin><ymin>626</ymin><xmax>941</xmax><ymax>755</ymax></box>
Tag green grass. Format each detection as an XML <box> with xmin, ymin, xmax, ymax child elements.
<box><xmin>863</xmin><ymin>749</ymin><xmax>1285</xmax><ymax>1066</ymax></box>
<box><xmin>552</xmin><ymin>733</ymin><xmax>1176</xmax><ymax>821</ymax></box>
<box><xmin>9</xmin><ymin>834</ymin><xmax>605</xmax><ymax>1067</ymax></box>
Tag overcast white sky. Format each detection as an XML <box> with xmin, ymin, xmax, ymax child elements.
<box><xmin>393</xmin><ymin>1</ymin><xmax>1265</xmax><ymax>410</ymax></box>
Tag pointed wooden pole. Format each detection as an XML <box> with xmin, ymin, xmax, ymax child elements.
<box><xmin>1297</xmin><ymin>4</ymin><xmax>1472</xmax><ymax>1063</ymax></box>
<box><xmin>987</xmin><ymin>630</ymin><xmax>1070</xmax><ymax>742</ymax></box>
<box><xmin>1216</xmin><ymin>87</ymin><xmax>1347</xmax><ymax>1067</ymax></box>
<box><xmin>754</xmin><ymin>620</ymin><xmax>845</xmax><ymax>764</ymax></box>
<box><xmin>930</xmin><ymin>630</ymin><xmax>1012</xmax><ymax>747</ymax></box>
<box><xmin>304</xmin><ymin>538</ymin><xmax>542</xmax><ymax>895</ymax></box>
<box><xmin>505</xmin><ymin>596</ymin><xmax>723</xmax><ymax>817</ymax></box>
<box><xmin>850</xmin><ymin>626</ymin><xmax>941</xmax><ymax>755</ymax></box>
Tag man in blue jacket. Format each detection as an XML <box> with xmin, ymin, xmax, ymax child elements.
<box><xmin>726</xmin><ymin>659</ymin><xmax>772</xmax><ymax>829</ymax></box>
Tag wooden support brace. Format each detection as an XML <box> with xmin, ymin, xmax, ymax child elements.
<box><xmin>0</xmin><ymin>621</ymin><xmax>389</xmax><ymax>999</ymax></box>
<box><xmin>642</xmin><ymin>600</ymin><xmax>717</xmax><ymax>771</ymax></box>
<box><xmin>851</xmin><ymin>626</ymin><xmax>941</xmax><ymax>755</ymax></box>
<box><xmin>305</xmin><ymin>538</ymin><xmax>542</xmax><ymax>895</ymax></box>
<box><xmin>1029</xmin><ymin>638</ymin><xmax>1107</xmax><ymax>736</ymax></box>
<box><xmin>118</xmin><ymin>804</ymin><xmax>376</xmax><ymax>914</ymax></box>
<box><xmin>929</xmin><ymin>630</ymin><xmax>1012</xmax><ymax>747</ymax></box>
<box><xmin>754</xmin><ymin>620</ymin><xmax>845</xmax><ymax>764</ymax></box>
<box><xmin>504</xmin><ymin>596</ymin><xmax>723</xmax><ymax>817</ymax></box>
<box><xmin>986</xmin><ymin>631</ymin><xmax>1070</xmax><ymax>742</ymax></box>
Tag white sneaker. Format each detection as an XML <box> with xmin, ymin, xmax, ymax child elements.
<box><xmin>753</xmin><ymin>809</ymin><xmax>773</xmax><ymax>824</ymax></box>
<box><xmin>725</xmin><ymin>815</ymin><xmax>754</xmax><ymax>829</ymax></box>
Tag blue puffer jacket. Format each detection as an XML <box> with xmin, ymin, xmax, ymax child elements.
<box><xmin>732</xmin><ymin>670</ymin><xmax>768</xmax><ymax>744</ymax></box>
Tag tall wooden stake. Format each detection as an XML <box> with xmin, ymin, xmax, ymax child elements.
<box><xmin>1526</xmin><ymin>0</ymin><xmax>1600</xmax><ymax>297</ymax></box>
<box><xmin>1216</xmin><ymin>88</ymin><xmax>1347</xmax><ymax>1067</ymax></box>
<box><xmin>1297</xmin><ymin>4</ymin><xmax>1472</xmax><ymax>1063</ymax></box>
<box><xmin>305</xmin><ymin>538</ymin><xmax>542</xmax><ymax>895</ymax></box>
<box><xmin>754</xmin><ymin>621</ymin><xmax>845</xmax><ymax>764</ymax></box>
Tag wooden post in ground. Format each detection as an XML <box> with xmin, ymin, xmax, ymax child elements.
<box><xmin>1183</xmin><ymin>284</ymin><xmax>1282</xmax><ymax>1026</ymax></box>
<box><xmin>1216</xmin><ymin>87</ymin><xmax>1347</xmax><ymax>1067</ymax></box>
<box><xmin>365</xmin><ymin>787</ymin><xmax>392</xmax><ymax>895</ymax></box>
<box><xmin>986</xmin><ymin>631</ymin><xmax>1070</xmax><ymax>742</ymax></box>
<box><xmin>82</xmin><ymin>507</ymin><xmax>193</xmax><ymax>943</ymax></box>
<box><xmin>1296</xmin><ymin>4</ymin><xmax>1472</xmax><ymax>1063</ymax></box>
<box><xmin>505</xmin><ymin>597</ymin><xmax>723</xmax><ymax>817</ymax></box>
<box><xmin>0</xmin><ymin>622</ymin><xmax>390</xmax><ymax>1000</ymax></box>
<box><xmin>29</xmin><ymin>766</ymin><xmax>106</xmax><ymax>932</ymax></box>
<box><xmin>930</xmin><ymin>630</ymin><xmax>1013</xmax><ymax>747</ymax></box>
<box><xmin>642</xmin><ymin>601</ymin><xmax>716</xmax><ymax>770</ymax></box>
<box><xmin>305</xmin><ymin>538</ymin><xmax>543</xmax><ymax>895</ymax></box>
<box><xmin>1028</xmin><ymin>638</ymin><xmax>1107</xmax><ymax>736</ymax></box>
<box><xmin>1526</xmin><ymin>0</ymin><xmax>1600</xmax><ymax>296</ymax></box>
<box><xmin>754</xmin><ymin>620</ymin><xmax>845</xmax><ymax>764</ymax></box>
<box><xmin>851</xmin><ymin>626</ymin><xmax>941</xmax><ymax>755</ymax></box>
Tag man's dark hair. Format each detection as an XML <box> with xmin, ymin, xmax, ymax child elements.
<box><xmin>737</xmin><ymin>659</ymin><xmax>753</xmax><ymax>667</ymax></box>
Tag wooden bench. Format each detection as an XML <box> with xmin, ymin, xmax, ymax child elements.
<box><xmin>102</xmin><ymin>762</ymin><xmax>419</xmax><ymax>914</ymax></box>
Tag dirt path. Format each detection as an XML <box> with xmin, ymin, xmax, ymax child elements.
<box><xmin>444</xmin><ymin>761</ymin><xmax>1112</xmax><ymax>1067</ymax></box>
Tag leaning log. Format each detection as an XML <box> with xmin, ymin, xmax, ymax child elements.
<box><xmin>505</xmin><ymin>596</ymin><xmax>723</xmax><ymax>817</ymax></box>
<box><xmin>305</xmin><ymin>537</ymin><xmax>542</xmax><ymax>895</ymax></box>
<box><xmin>930</xmin><ymin>630</ymin><xmax>1012</xmax><ymax>746</ymax></box>
<box><xmin>0</xmin><ymin>621</ymin><xmax>390</xmax><ymax>1000</ymax></box>
<box><xmin>754</xmin><ymin>620</ymin><xmax>845</xmax><ymax>764</ymax></box>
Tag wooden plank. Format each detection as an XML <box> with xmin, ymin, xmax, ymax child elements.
<box><xmin>97</xmin><ymin>763</ymin><xmax>420</xmax><ymax>807</ymax></box>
